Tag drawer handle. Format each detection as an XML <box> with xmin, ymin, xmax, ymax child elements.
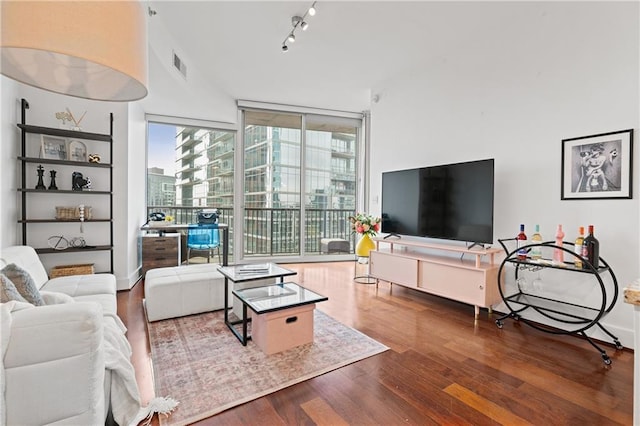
<box><xmin>286</xmin><ymin>316</ymin><xmax>298</xmax><ymax>324</ymax></box>
<box><xmin>155</xmin><ymin>247</ymin><xmax>166</xmax><ymax>251</ymax></box>
<box><xmin>479</xmin><ymin>284</ymin><xmax>484</xmax><ymax>290</ymax></box>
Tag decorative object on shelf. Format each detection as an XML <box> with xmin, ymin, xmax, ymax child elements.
<box><xmin>1</xmin><ymin>1</ymin><xmax>148</xmax><ymax>102</ymax></box>
<box><xmin>40</xmin><ymin>135</ymin><xmax>67</xmax><ymax>160</ymax></box>
<box><xmin>561</xmin><ymin>128</ymin><xmax>634</xmax><ymax>200</ymax></box>
<box><xmin>78</xmin><ymin>204</ymin><xmax>85</xmax><ymax>233</ymax></box>
<box><xmin>55</xmin><ymin>111</ymin><xmax>73</xmax><ymax>128</ymax></box>
<box><xmin>35</xmin><ymin>165</ymin><xmax>46</xmax><ymax>190</ymax></box>
<box><xmin>70</xmin><ymin>236</ymin><xmax>86</xmax><ymax>248</ymax></box>
<box><xmin>47</xmin><ymin>235</ymin><xmax>69</xmax><ymax>250</ymax></box>
<box><xmin>65</xmin><ymin>108</ymin><xmax>87</xmax><ymax>131</ymax></box>
<box><xmin>349</xmin><ymin>212</ymin><xmax>381</xmax><ymax>257</ymax></box>
<box><xmin>46</xmin><ymin>235</ymin><xmax>87</xmax><ymax>251</ymax></box>
<box><xmin>55</xmin><ymin>205</ymin><xmax>93</xmax><ymax>221</ymax></box>
<box><xmin>68</xmin><ymin>139</ymin><xmax>87</xmax><ymax>161</ymax></box>
<box><xmin>49</xmin><ymin>263</ymin><xmax>94</xmax><ymax>278</ymax></box>
<box><xmin>71</xmin><ymin>171</ymin><xmax>91</xmax><ymax>191</ymax></box>
<box><xmin>88</xmin><ymin>153</ymin><xmax>101</xmax><ymax>163</ymax></box>
<box><xmin>48</xmin><ymin>169</ymin><xmax>58</xmax><ymax>190</ymax></box>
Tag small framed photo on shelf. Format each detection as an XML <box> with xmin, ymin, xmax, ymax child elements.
<box><xmin>68</xmin><ymin>139</ymin><xmax>87</xmax><ymax>162</ymax></box>
<box><xmin>40</xmin><ymin>135</ymin><xmax>67</xmax><ymax>160</ymax></box>
<box><xmin>561</xmin><ymin>129</ymin><xmax>634</xmax><ymax>200</ymax></box>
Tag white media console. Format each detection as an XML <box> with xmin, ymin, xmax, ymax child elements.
<box><xmin>369</xmin><ymin>236</ymin><xmax>504</xmax><ymax>317</ymax></box>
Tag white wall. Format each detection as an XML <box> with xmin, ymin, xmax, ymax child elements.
<box><xmin>369</xmin><ymin>2</ymin><xmax>640</xmax><ymax>347</ymax></box>
<box><xmin>0</xmin><ymin>81</ymin><xmax>142</xmax><ymax>290</ymax></box>
<box><xmin>125</xmin><ymin>103</ymin><xmax>147</xmax><ymax>289</ymax></box>
<box><xmin>0</xmin><ymin>77</ymin><xmax>19</xmax><ymax>248</ymax></box>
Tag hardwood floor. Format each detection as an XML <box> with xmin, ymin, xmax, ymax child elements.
<box><xmin>117</xmin><ymin>261</ymin><xmax>634</xmax><ymax>425</ymax></box>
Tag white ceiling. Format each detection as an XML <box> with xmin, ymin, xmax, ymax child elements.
<box><xmin>140</xmin><ymin>1</ymin><xmax>535</xmax><ymax>122</ymax></box>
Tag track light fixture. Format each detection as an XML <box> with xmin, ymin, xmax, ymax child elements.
<box><xmin>281</xmin><ymin>1</ymin><xmax>317</xmax><ymax>52</ymax></box>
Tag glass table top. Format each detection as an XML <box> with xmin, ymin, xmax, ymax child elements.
<box><xmin>217</xmin><ymin>262</ymin><xmax>297</xmax><ymax>282</ymax></box>
<box><xmin>233</xmin><ymin>282</ymin><xmax>328</xmax><ymax>314</ymax></box>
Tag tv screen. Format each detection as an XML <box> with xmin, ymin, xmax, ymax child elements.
<box><xmin>381</xmin><ymin>159</ymin><xmax>494</xmax><ymax>244</ymax></box>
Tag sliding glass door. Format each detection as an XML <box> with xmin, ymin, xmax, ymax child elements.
<box><xmin>242</xmin><ymin>109</ymin><xmax>361</xmax><ymax>260</ymax></box>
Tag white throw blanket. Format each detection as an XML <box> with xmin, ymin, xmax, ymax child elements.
<box><xmin>0</xmin><ymin>300</ymin><xmax>178</xmax><ymax>426</ymax></box>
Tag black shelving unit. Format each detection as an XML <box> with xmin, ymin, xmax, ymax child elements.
<box><xmin>17</xmin><ymin>98</ymin><xmax>114</xmax><ymax>273</ymax></box>
<box><xmin>495</xmin><ymin>238</ymin><xmax>621</xmax><ymax>365</ymax></box>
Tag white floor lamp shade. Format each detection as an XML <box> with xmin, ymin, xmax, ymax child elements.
<box><xmin>1</xmin><ymin>1</ymin><xmax>148</xmax><ymax>102</ymax></box>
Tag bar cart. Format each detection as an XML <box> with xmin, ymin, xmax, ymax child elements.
<box><xmin>496</xmin><ymin>238</ymin><xmax>622</xmax><ymax>365</ymax></box>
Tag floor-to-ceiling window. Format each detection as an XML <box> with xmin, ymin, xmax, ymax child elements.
<box><xmin>146</xmin><ymin>118</ymin><xmax>236</xmax><ymax>259</ymax></box>
<box><xmin>241</xmin><ymin>107</ymin><xmax>362</xmax><ymax>260</ymax></box>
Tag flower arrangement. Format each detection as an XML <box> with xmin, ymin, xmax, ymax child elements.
<box><xmin>349</xmin><ymin>212</ymin><xmax>381</xmax><ymax>237</ymax></box>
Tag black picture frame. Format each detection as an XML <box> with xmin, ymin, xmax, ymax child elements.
<box><xmin>561</xmin><ymin>129</ymin><xmax>634</xmax><ymax>200</ymax></box>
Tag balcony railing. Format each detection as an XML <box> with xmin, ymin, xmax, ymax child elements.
<box><xmin>146</xmin><ymin>206</ymin><xmax>355</xmax><ymax>258</ymax></box>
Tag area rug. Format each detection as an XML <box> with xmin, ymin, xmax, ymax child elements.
<box><xmin>148</xmin><ymin>309</ymin><xmax>388</xmax><ymax>426</ymax></box>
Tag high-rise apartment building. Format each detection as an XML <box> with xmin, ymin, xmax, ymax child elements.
<box><xmin>147</xmin><ymin>167</ymin><xmax>176</xmax><ymax>207</ymax></box>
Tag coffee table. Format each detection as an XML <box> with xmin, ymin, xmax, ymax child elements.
<box><xmin>217</xmin><ymin>263</ymin><xmax>297</xmax><ymax>345</ymax></box>
<box><xmin>233</xmin><ymin>282</ymin><xmax>328</xmax><ymax>353</ymax></box>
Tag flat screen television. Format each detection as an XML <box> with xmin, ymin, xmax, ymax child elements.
<box><xmin>381</xmin><ymin>159</ymin><xmax>494</xmax><ymax>244</ymax></box>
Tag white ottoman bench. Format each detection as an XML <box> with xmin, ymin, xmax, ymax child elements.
<box><xmin>145</xmin><ymin>263</ymin><xmax>229</xmax><ymax>322</ymax></box>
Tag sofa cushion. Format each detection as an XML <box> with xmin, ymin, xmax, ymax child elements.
<box><xmin>1</xmin><ymin>263</ymin><xmax>45</xmax><ymax>306</ymax></box>
<box><xmin>40</xmin><ymin>290</ymin><xmax>76</xmax><ymax>305</ymax></box>
<box><xmin>41</xmin><ymin>274</ymin><xmax>117</xmax><ymax>316</ymax></box>
<box><xmin>0</xmin><ymin>273</ymin><xmax>28</xmax><ymax>303</ymax></box>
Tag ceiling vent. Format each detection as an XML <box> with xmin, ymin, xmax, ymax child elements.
<box><xmin>172</xmin><ymin>51</ymin><xmax>187</xmax><ymax>79</ymax></box>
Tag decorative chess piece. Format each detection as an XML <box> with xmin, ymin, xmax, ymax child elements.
<box><xmin>72</xmin><ymin>171</ymin><xmax>90</xmax><ymax>191</ymax></box>
<box><xmin>35</xmin><ymin>165</ymin><xmax>46</xmax><ymax>190</ymax></box>
<box><xmin>48</xmin><ymin>170</ymin><xmax>58</xmax><ymax>190</ymax></box>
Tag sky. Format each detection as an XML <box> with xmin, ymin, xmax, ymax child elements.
<box><xmin>148</xmin><ymin>123</ymin><xmax>177</xmax><ymax>176</ymax></box>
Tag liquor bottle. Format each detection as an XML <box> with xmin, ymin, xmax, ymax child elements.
<box><xmin>516</xmin><ymin>224</ymin><xmax>527</xmax><ymax>260</ymax></box>
<box><xmin>530</xmin><ymin>224</ymin><xmax>542</xmax><ymax>259</ymax></box>
<box><xmin>581</xmin><ymin>225</ymin><xmax>600</xmax><ymax>269</ymax></box>
<box><xmin>574</xmin><ymin>226</ymin><xmax>585</xmax><ymax>269</ymax></box>
<box><xmin>554</xmin><ymin>224</ymin><xmax>565</xmax><ymax>263</ymax></box>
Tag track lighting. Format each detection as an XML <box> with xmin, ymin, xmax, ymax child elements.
<box><xmin>280</xmin><ymin>1</ymin><xmax>317</xmax><ymax>52</ymax></box>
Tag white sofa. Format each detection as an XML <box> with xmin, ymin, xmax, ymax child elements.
<box><xmin>1</xmin><ymin>245</ymin><xmax>118</xmax><ymax>425</ymax></box>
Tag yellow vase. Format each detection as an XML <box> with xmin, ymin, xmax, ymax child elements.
<box><xmin>356</xmin><ymin>233</ymin><xmax>376</xmax><ymax>257</ymax></box>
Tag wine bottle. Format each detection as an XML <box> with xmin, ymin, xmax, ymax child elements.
<box><xmin>581</xmin><ymin>225</ymin><xmax>599</xmax><ymax>269</ymax></box>
<box><xmin>574</xmin><ymin>226</ymin><xmax>585</xmax><ymax>269</ymax></box>
<box><xmin>516</xmin><ymin>224</ymin><xmax>527</xmax><ymax>260</ymax></box>
<box><xmin>530</xmin><ymin>224</ymin><xmax>542</xmax><ymax>259</ymax></box>
<box><xmin>554</xmin><ymin>224</ymin><xmax>565</xmax><ymax>263</ymax></box>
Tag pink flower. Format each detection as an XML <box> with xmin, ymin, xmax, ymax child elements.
<box><xmin>349</xmin><ymin>213</ymin><xmax>381</xmax><ymax>236</ymax></box>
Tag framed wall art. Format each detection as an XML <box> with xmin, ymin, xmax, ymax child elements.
<box><xmin>561</xmin><ymin>129</ymin><xmax>634</xmax><ymax>200</ymax></box>
<box><xmin>68</xmin><ymin>139</ymin><xmax>87</xmax><ymax>162</ymax></box>
<box><xmin>40</xmin><ymin>135</ymin><xmax>67</xmax><ymax>160</ymax></box>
